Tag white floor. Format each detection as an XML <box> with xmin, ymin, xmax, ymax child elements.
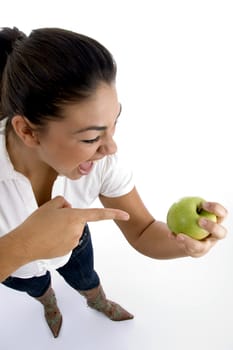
<box><xmin>1</xmin><ymin>211</ymin><xmax>233</xmax><ymax>350</ymax></box>
<box><xmin>1</xmin><ymin>1</ymin><xmax>233</xmax><ymax>349</ymax></box>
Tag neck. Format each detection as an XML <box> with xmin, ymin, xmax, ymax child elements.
<box><xmin>6</xmin><ymin>130</ymin><xmax>57</xmax><ymax>179</ymax></box>
<box><xmin>6</xmin><ymin>130</ymin><xmax>58</xmax><ymax>206</ymax></box>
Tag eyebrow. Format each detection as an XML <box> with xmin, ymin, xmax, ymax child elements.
<box><xmin>74</xmin><ymin>104</ymin><xmax>122</xmax><ymax>134</ymax></box>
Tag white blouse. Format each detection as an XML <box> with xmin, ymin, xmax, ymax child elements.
<box><xmin>0</xmin><ymin>120</ymin><xmax>134</xmax><ymax>278</ymax></box>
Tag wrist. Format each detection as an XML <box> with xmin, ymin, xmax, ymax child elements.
<box><xmin>8</xmin><ymin>227</ymin><xmax>33</xmax><ymax>265</ymax></box>
<box><xmin>0</xmin><ymin>229</ymin><xmax>32</xmax><ymax>282</ymax></box>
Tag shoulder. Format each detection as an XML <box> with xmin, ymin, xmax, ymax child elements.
<box><xmin>97</xmin><ymin>153</ymin><xmax>135</xmax><ymax>198</ymax></box>
<box><xmin>96</xmin><ymin>153</ymin><xmax>132</xmax><ymax>175</ymax></box>
<box><xmin>0</xmin><ymin>121</ymin><xmax>15</xmax><ymax>181</ymax></box>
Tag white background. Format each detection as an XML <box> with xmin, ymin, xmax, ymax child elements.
<box><xmin>1</xmin><ymin>1</ymin><xmax>233</xmax><ymax>349</ymax></box>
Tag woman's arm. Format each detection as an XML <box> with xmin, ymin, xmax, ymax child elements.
<box><xmin>99</xmin><ymin>187</ymin><xmax>227</xmax><ymax>259</ymax></box>
<box><xmin>0</xmin><ymin>196</ymin><xmax>129</xmax><ymax>282</ymax></box>
<box><xmin>0</xmin><ymin>229</ymin><xmax>31</xmax><ymax>282</ymax></box>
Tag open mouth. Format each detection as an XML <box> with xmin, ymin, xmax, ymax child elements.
<box><xmin>78</xmin><ymin>161</ymin><xmax>94</xmax><ymax>175</ymax></box>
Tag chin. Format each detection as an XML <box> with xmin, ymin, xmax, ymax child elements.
<box><xmin>70</xmin><ymin>175</ymin><xmax>83</xmax><ymax>180</ymax></box>
<box><xmin>67</xmin><ymin>171</ymin><xmax>83</xmax><ymax>180</ymax></box>
<box><xmin>58</xmin><ymin>170</ymin><xmax>82</xmax><ymax>180</ymax></box>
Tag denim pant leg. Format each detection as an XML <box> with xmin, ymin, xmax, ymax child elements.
<box><xmin>57</xmin><ymin>224</ymin><xmax>100</xmax><ymax>291</ymax></box>
<box><xmin>1</xmin><ymin>271</ymin><xmax>51</xmax><ymax>298</ymax></box>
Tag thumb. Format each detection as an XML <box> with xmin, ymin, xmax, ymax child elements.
<box><xmin>41</xmin><ymin>196</ymin><xmax>72</xmax><ymax>210</ymax></box>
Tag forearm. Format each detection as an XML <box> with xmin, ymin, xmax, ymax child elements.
<box><xmin>0</xmin><ymin>229</ymin><xmax>30</xmax><ymax>282</ymax></box>
<box><xmin>132</xmin><ymin>220</ymin><xmax>187</xmax><ymax>259</ymax></box>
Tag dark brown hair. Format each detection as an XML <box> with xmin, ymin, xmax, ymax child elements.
<box><xmin>0</xmin><ymin>27</ymin><xmax>116</xmax><ymax>126</ymax></box>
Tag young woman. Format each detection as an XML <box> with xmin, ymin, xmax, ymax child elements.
<box><xmin>0</xmin><ymin>27</ymin><xmax>227</xmax><ymax>338</ymax></box>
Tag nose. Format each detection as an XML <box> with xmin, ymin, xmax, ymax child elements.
<box><xmin>97</xmin><ymin>136</ymin><xmax>117</xmax><ymax>156</ymax></box>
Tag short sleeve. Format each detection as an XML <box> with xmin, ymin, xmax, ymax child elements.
<box><xmin>99</xmin><ymin>153</ymin><xmax>134</xmax><ymax>198</ymax></box>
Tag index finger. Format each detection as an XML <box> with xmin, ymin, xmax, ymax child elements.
<box><xmin>72</xmin><ymin>207</ymin><xmax>130</xmax><ymax>223</ymax></box>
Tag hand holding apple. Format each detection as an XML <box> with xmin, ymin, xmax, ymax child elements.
<box><xmin>166</xmin><ymin>197</ymin><xmax>227</xmax><ymax>257</ymax></box>
<box><xmin>166</xmin><ymin>196</ymin><xmax>217</xmax><ymax>240</ymax></box>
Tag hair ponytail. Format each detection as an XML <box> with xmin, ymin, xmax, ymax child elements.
<box><xmin>0</xmin><ymin>27</ymin><xmax>26</xmax><ymax>119</ymax></box>
<box><xmin>0</xmin><ymin>27</ymin><xmax>26</xmax><ymax>75</ymax></box>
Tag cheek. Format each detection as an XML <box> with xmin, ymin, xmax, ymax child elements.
<box><xmin>39</xmin><ymin>138</ymin><xmax>74</xmax><ymax>165</ymax></box>
<box><xmin>39</xmin><ymin>132</ymin><xmax>98</xmax><ymax>166</ymax></box>
<box><xmin>55</xmin><ymin>143</ymin><xmax>96</xmax><ymax>166</ymax></box>
<box><xmin>73</xmin><ymin>142</ymin><xmax>100</xmax><ymax>157</ymax></box>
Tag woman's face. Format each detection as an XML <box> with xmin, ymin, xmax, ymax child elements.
<box><xmin>35</xmin><ymin>83</ymin><xmax>121</xmax><ymax>179</ymax></box>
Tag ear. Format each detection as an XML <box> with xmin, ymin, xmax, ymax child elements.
<box><xmin>10</xmin><ymin>115</ymin><xmax>40</xmax><ymax>147</ymax></box>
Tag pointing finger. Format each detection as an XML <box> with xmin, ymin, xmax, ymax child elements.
<box><xmin>72</xmin><ymin>208</ymin><xmax>130</xmax><ymax>223</ymax></box>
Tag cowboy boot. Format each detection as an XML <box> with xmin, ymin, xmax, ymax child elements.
<box><xmin>35</xmin><ymin>285</ymin><xmax>62</xmax><ymax>338</ymax></box>
<box><xmin>78</xmin><ymin>284</ymin><xmax>134</xmax><ymax>321</ymax></box>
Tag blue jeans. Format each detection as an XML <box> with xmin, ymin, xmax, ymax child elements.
<box><xmin>2</xmin><ymin>224</ymin><xmax>100</xmax><ymax>297</ymax></box>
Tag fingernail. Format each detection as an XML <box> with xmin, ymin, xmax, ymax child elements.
<box><xmin>202</xmin><ymin>202</ymin><xmax>209</xmax><ymax>209</ymax></box>
<box><xmin>199</xmin><ymin>218</ymin><xmax>207</xmax><ymax>226</ymax></box>
<box><xmin>122</xmin><ymin>212</ymin><xmax>130</xmax><ymax>220</ymax></box>
<box><xmin>177</xmin><ymin>234</ymin><xmax>185</xmax><ymax>241</ymax></box>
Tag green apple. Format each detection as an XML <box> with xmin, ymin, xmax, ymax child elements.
<box><xmin>166</xmin><ymin>196</ymin><xmax>217</xmax><ymax>240</ymax></box>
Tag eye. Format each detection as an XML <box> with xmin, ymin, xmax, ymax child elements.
<box><xmin>81</xmin><ymin>136</ymin><xmax>101</xmax><ymax>144</ymax></box>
